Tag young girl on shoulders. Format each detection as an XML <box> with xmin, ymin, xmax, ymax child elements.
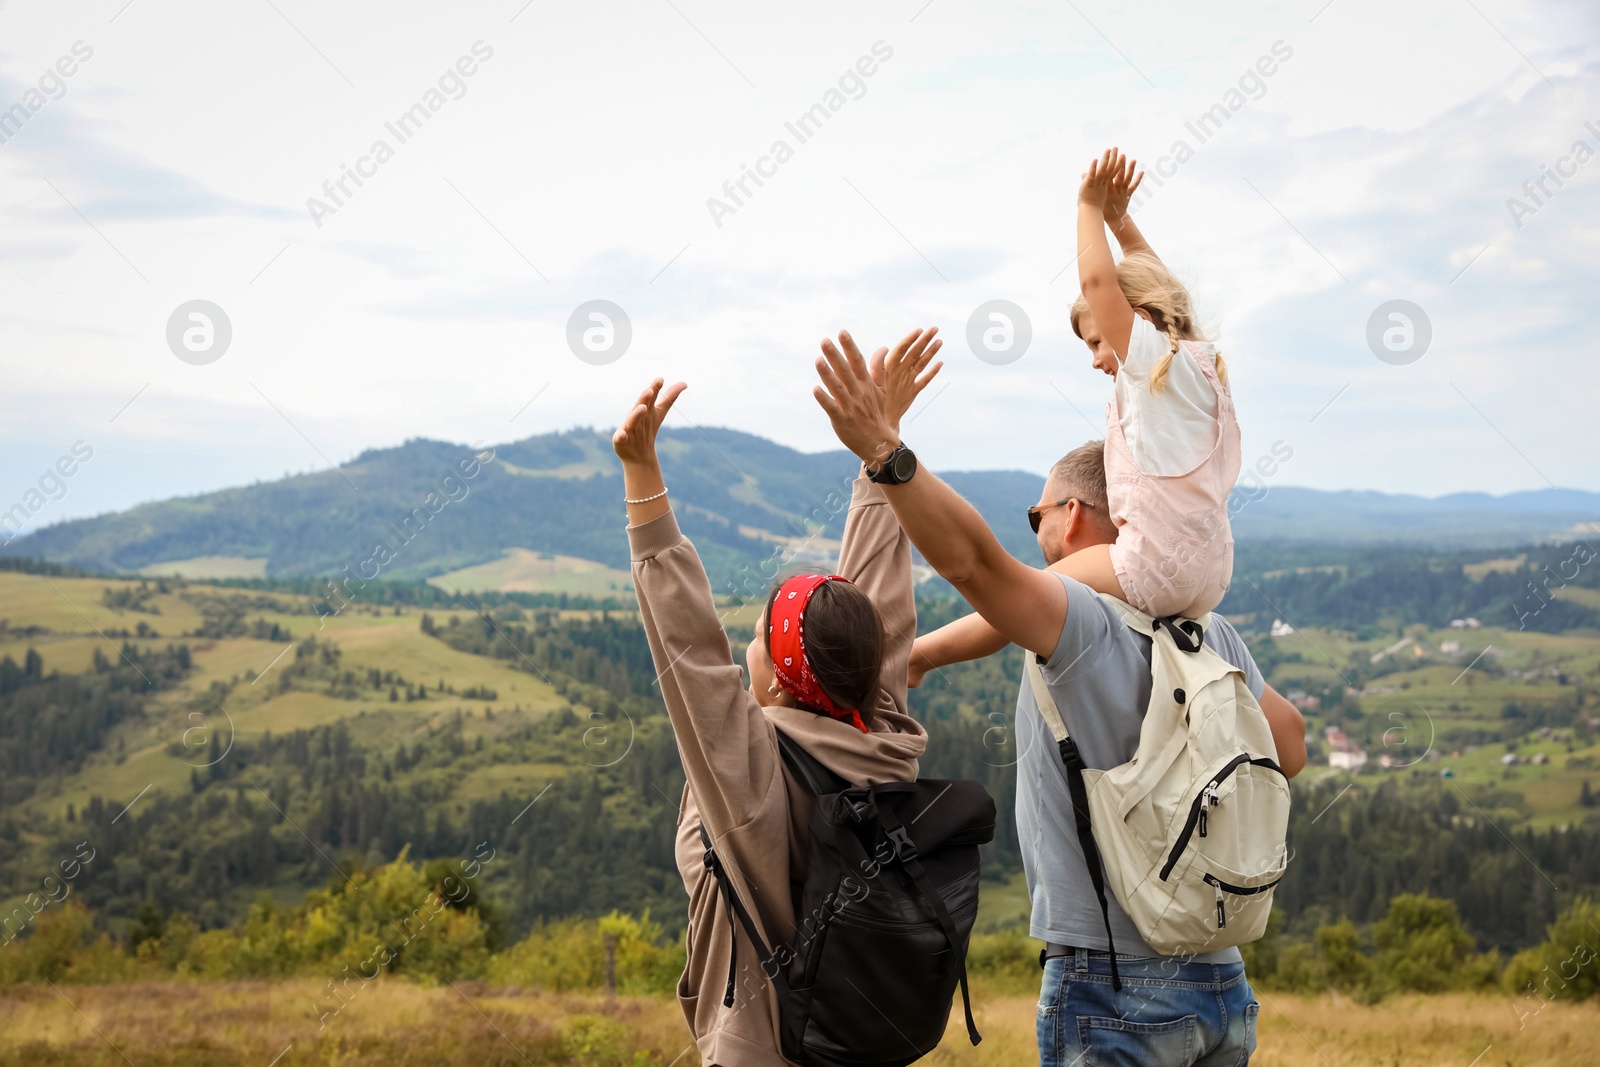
<box><xmin>1057</xmin><ymin>147</ymin><xmax>1242</xmax><ymax>621</ymax></box>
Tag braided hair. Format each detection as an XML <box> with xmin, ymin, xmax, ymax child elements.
<box><xmin>1069</xmin><ymin>252</ymin><xmax>1227</xmax><ymax>394</ymax></box>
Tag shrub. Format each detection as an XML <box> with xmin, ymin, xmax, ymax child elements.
<box><xmin>1316</xmin><ymin>919</ymin><xmax>1378</xmax><ymax>999</ymax></box>
<box><xmin>965</xmin><ymin>929</ymin><xmax>1042</xmax><ymax>993</ymax></box>
<box><xmin>122</xmin><ymin>849</ymin><xmax>495</xmax><ymax>982</ymax></box>
<box><xmin>1503</xmin><ymin>898</ymin><xmax>1600</xmax><ymax>1003</ymax></box>
<box><xmin>563</xmin><ymin>1014</ymin><xmax>637</xmax><ymax>1067</ymax></box>
<box><xmin>1247</xmin><ymin>896</ymin><xmax>1500</xmax><ymax>1001</ymax></box>
<box><xmin>487</xmin><ymin>912</ymin><xmax>683</xmax><ymax>995</ymax></box>
<box><xmin>1370</xmin><ymin>893</ymin><xmax>1497</xmax><ymax>995</ymax></box>
<box><xmin>1238</xmin><ymin>907</ymin><xmax>1286</xmax><ymax>983</ymax></box>
<box><xmin>0</xmin><ymin>901</ymin><xmax>97</xmax><ymax>983</ymax></box>
<box><xmin>1271</xmin><ymin>940</ymin><xmax>1327</xmax><ymax>995</ymax></box>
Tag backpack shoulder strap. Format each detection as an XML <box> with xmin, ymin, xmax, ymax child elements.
<box><xmin>1097</xmin><ymin>593</ymin><xmax>1206</xmax><ymax>655</ymax></box>
<box><xmin>1022</xmin><ymin>654</ymin><xmax>1122</xmax><ymax>990</ymax></box>
<box><xmin>1024</xmin><ymin>654</ymin><xmax>1070</xmax><ymax>744</ymax></box>
<box><xmin>774</xmin><ymin>727</ymin><xmax>849</xmax><ymax>795</ymax></box>
<box><xmin>699</xmin><ymin>821</ymin><xmax>791</xmax><ymax>1007</ymax></box>
<box><xmin>1098</xmin><ymin>593</ymin><xmax>1155</xmax><ymax>634</ymax></box>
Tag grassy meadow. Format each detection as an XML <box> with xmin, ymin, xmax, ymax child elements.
<box><xmin>0</xmin><ymin>569</ymin><xmax>571</xmax><ymax>829</ymax></box>
<box><xmin>428</xmin><ymin>549</ymin><xmax>635</xmax><ymax>598</ymax></box>
<box><xmin>7</xmin><ymin>563</ymin><xmax>1595</xmax><ymax>837</ymax></box>
<box><xmin>2</xmin><ymin>979</ymin><xmax>1595</xmax><ymax>1067</ymax></box>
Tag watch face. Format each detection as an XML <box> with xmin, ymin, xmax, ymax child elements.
<box><xmin>892</xmin><ymin>448</ymin><xmax>917</xmax><ymax>483</ymax></box>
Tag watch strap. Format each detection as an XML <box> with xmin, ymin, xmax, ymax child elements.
<box><xmin>868</xmin><ymin>444</ymin><xmax>914</xmax><ymax>485</ymax></box>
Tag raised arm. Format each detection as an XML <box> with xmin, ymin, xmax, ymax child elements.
<box><xmin>813</xmin><ymin>329</ymin><xmax>1069</xmax><ymax>659</ymax></box>
<box><xmin>835</xmin><ymin>476</ymin><xmax>914</xmax><ymax>719</ymax></box>
<box><xmin>1103</xmin><ymin>153</ymin><xmax>1158</xmax><ymax>261</ymax></box>
<box><xmin>834</xmin><ymin>330</ymin><xmax>945</xmax><ymax>718</ymax></box>
<box><xmin>1077</xmin><ymin>148</ymin><xmax>1137</xmax><ymax>359</ymax></box>
<box><xmin>617</xmin><ymin>380</ymin><xmax>776</xmax><ymax>833</ymax></box>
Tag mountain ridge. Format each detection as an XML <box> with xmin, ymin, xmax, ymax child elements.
<box><xmin>3</xmin><ymin>427</ymin><xmax>1596</xmax><ymax>586</ymax></box>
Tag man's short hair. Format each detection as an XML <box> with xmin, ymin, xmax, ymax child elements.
<box><xmin>1046</xmin><ymin>440</ymin><xmax>1107</xmax><ymax>504</ymax></box>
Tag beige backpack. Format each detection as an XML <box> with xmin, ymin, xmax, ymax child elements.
<box><xmin>1026</xmin><ymin>595</ymin><xmax>1291</xmax><ymax>987</ymax></box>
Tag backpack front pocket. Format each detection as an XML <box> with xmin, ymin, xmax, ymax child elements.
<box><xmin>1159</xmin><ymin>755</ymin><xmax>1286</xmax><ymax>882</ymax></box>
<box><xmin>1202</xmin><ymin>861</ymin><xmax>1281</xmax><ymax>939</ymax></box>
<box><xmin>1148</xmin><ymin>848</ymin><xmax>1284</xmax><ymax>954</ymax></box>
<box><xmin>795</xmin><ymin>894</ymin><xmax>978</xmax><ymax>1067</ymax></box>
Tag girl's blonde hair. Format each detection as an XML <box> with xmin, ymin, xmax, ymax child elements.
<box><xmin>1070</xmin><ymin>252</ymin><xmax>1227</xmax><ymax>393</ymax></box>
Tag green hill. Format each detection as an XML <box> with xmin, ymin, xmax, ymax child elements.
<box><xmin>2</xmin><ymin>423</ymin><xmax>1599</xmax><ymax>958</ymax></box>
<box><xmin>0</xmin><ymin>429</ymin><xmax>1048</xmax><ymax>590</ymax></box>
<box><xmin>4</xmin><ymin>427</ymin><xmax>1594</xmax><ymax>594</ymax></box>
<box><xmin>1</xmin><ymin>539</ymin><xmax>1599</xmax><ymax>957</ymax></box>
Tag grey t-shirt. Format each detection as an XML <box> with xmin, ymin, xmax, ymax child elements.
<box><xmin>1015</xmin><ymin>574</ymin><xmax>1266</xmax><ymax>962</ymax></box>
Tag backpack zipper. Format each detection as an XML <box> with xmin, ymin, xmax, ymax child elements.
<box><xmin>1203</xmin><ymin>871</ymin><xmax>1283</xmax><ymax>929</ymax></box>
<box><xmin>828</xmin><ymin>895</ymin><xmax>979</xmax><ymax>934</ymax></box>
<box><xmin>1198</xmin><ymin>783</ymin><xmax>1220</xmax><ymax>837</ymax></box>
<box><xmin>1159</xmin><ymin>755</ymin><xmax>1286</xmax><ymax>882</ymax></box>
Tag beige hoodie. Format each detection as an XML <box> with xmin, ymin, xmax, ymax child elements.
<box><xmin>629</xmin><ymin>473</ymin><xmax>925</xmax><ymax>1067</ymax></box>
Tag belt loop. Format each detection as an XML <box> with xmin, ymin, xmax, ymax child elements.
<box><xmin>1074</xmin><ymin>946</ymin><xmax>1089</xmax><ymax>973</ymax></box>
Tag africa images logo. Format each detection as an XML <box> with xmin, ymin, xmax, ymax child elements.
<box><xmin>305</xmin><ymin>41</ymin><xmax>495</xmax><ymax>228</ymax></box>
<box><xmin>705</xmin><ymin>41</ymin><xmax>894</xmax><ymax>228</ymax></box>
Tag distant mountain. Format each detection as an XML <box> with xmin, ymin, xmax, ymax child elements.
<box><xmin>3</xmin><ymin>428</ymin><xmax>1596</xmax><ymax>588</ymax></box>
<box><xmin>0</xmin><ymin>428</ymin><xmax>1047</xmax><ymax>591</ymax></box>
<box><xmin>1225</xmin><ymin>487</ymin><xmax>1600</xmax><ymax>547</ymax></box>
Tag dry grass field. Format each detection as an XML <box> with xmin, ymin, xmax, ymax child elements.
<box><xmin>934</xmin><ymin>988</ymin><xmax>1596</xmax><ymax>1067</ymax></box>
<box><xmin>0</xmin><ymin>980</ymin><xmax>690</xmax><ymax>1067</ymax></box>
<box><xmin>2</xmin><ymin>980</ymin><xmax>1595</xmax><ymax>1067</ymax></box>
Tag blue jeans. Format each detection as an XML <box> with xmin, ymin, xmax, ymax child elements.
<box><xmin>1037</xmin><ymin>950</ymin><xmax>1258</xmax><ymax>1067</ymax></box>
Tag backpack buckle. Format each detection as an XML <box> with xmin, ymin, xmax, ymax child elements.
<box><xmin>887</xmin><ymin>826</ymin><xmax>918</xmax><ymax>861</ymax></box>
<box><xmin>1158</xmin><ymin>614</ymin><xmax>1203</xmax><ymax>655</ymax></box>
<box><xmin>841</xmin><ymin>794</ymin><xmax>873</xmax><ymax>823</ymax></box>
<box><xmin>1153</xmin><ymin>614</ymin><xmax>1204</xmax><ymax>653</ymax></box>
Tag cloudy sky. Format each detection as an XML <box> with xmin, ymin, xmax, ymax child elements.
<box><xmin>1</xmin><ymin>0</ymin><xmax>1596</xmax><ymax>532</ymax></box>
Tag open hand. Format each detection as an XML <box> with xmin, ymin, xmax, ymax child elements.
<box><xmin>812</xmin><ymin>329</ymin><xmax>934</xmax><ymax>467</ymax></box>
<box><xmin>878</xmin><ymin>328</ymin><xmax>943</xmax><ymax>434</ymax></box>
<box><xmin>1078</xmin><ymin>148</ymin><xmax>1121</xmax><ymax>212</ymax></box>
<box><xmin>1104</xmin><ymin>152</ymin><xmax>1143</xmax><ymax>225</ymax></box>
<box><xmin>612</xmin><ymin>378</ymin><xmax>686</xmax><ymax>466</ymax></box>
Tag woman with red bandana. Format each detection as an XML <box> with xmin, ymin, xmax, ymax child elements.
<box><xmin>614</xmin><ymin>328</ymin><xmax>943</xmax><ymax>1067</ymax></box>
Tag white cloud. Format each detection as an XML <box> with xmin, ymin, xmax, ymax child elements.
<box><xmin>0</xmin><ymin>0</ymin><xmax>1595</xmax><ymax>526</ymax></box>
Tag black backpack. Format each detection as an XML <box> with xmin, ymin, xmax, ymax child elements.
<box><xmin>698</xmin><ymin>728</ymin><xmax>996</xmax><ymax>1067</ymax></box>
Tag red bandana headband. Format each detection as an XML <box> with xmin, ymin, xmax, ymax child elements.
<box><xmin>768</xmin><ymin>574</ymin><xmax>869</xmax><ymax>733</ymax></box>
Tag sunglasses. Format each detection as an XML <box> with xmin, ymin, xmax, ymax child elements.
<box><xmin>1027</xmin><ymin>497</ymin><xmax>1097</xmax><ymax>534</ymax></box>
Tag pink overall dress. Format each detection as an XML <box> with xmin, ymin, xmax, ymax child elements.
<box><xmin>1104</xmin><ymin>339</ymin><xmax>1242</xmax><ymax>620</ymax></box>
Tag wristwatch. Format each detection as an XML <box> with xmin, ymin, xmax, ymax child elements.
<box><xmin>867</xmin><ymin>444</ymin><xmax>918</xmax><ymax>486</ymax></box>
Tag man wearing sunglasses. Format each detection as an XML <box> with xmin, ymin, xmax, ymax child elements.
<box><xmin>907</xmin><ymin>437</ymin><xmax>1299</xmax><ymax>709</ymax></box>
<box><xmin>1029</xmin><ymin>493</ymin><xmax>1095</xmax><ymax>535</ymax></box>
<box><xmin>812</xmin><ymin>330</ymin><xmax>1306</xmax><ymax>1067</ymax></box>
<box><xmin>905</xmin><ymin>440</ymin><xmax>1305</xmax><ymax>771</ymax></box>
